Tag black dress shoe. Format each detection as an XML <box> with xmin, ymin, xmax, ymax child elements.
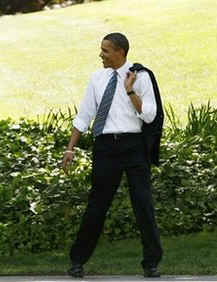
<box><xmin>67</xmin><ymin>263</ymin><xmax>84</xmax><ymax>278</ymax></box>
<box><xmin>144</xmin><ymin>266</ymin><xmax>160</xmax><ymax>278</ymax></box>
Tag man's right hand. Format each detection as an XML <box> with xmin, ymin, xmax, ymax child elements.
<box><xmin>62</xmin><ymin>150</ymin><xmax>75</xmax><ymax>173</ymax></box>
<box><xmin>62</xmin><ymin>127</ymin><xmax>81</xmax><ymax>173</ymax></box>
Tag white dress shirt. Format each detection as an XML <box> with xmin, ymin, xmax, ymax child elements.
<box><xmin>73</xmin><ymin>61</ymin><xmax>157</xmax><ymax>134</ymax></box>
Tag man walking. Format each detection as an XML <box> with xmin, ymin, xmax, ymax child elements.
<box><xmin>62</xmin><ymin>32</ymin><xmax>163</xmax><ymax>278</ymax></box>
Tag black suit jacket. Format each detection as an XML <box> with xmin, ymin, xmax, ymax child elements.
<box><xmin>129</xmin><ymin>63</ymin><xmax>164</xmax><ymax>166</ymax></box>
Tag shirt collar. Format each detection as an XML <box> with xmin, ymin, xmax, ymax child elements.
<box><xmin>108</xmin><ymin>61</ymin><xmax>132</xmax><ymax>79</ymax></box>
<box><xmin>116</xmin><ymin>61</ymin><xmax>132</xmax><ymax>79</ymax></box>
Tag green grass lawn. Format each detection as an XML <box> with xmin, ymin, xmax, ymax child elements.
<box><xmin>1</xmin><ymin>231</ymin><xmax>217</xmax><ymax>276</ymax></box>
<box><xmin>1</xmin><ymin>0</ymin><xmax>217</xmax><ymax>123</ymax></box>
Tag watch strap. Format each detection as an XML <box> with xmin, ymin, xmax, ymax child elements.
<box><xmin>127</xmin><ymin>90</ymin><xmax>135</xmax><ymax>96</ymax></box>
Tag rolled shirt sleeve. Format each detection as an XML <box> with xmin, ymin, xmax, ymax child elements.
<box><xmin>73</xmin><ymin>75</ymin><xmax>97</xmax><ymax>133</ymax></box>
<box><xmin>134</xmin><ymin>71</ymin><xmax>157</xmax><ymax>124</ymax></box>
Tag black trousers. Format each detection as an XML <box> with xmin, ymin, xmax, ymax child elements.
<box><xmin>70</xmin><ymin>133</ymin><xmax>163</xmax><ymax>267</ymax></box>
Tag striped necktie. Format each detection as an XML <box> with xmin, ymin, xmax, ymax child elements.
<box><xmin>92</xmin><ymin>71</ymin><xmax>118</xmax><ymax>137</ymax></box>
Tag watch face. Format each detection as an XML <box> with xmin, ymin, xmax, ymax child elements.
<box><xmin>128</xmin><ymin>91</ymin><xmax>135</xmax><ymax>96</ymax></box>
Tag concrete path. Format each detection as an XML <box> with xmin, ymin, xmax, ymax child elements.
<box><xmin>0</xmin><ymin>276</ymin><xmax>217</xmax><ymax>282</ymax></box>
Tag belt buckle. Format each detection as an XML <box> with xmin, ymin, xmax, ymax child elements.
<box><xmin>113</xmin><ymin>133</ymin><xmax>119</xmax><ymax>140</ymax></box>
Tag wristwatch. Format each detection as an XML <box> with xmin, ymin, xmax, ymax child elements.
<box><xmin>127</xmin><ymin>90</ymin><xmax>135</xmax><ymax>96</ymax></box>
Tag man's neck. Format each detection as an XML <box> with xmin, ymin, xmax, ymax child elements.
<box><xmin>113</xmin><ymin>59</ymin><xmax>127</xmax><ymax>70</ymax></box>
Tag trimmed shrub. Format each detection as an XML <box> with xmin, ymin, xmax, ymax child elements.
<box><xmin>0</xmin><ymin>0</ymin><xmax>46</xmax><ymax>14</ymax></box>
<box><xmin>0</xmin><ymin>0</ymin><xmax>105</xmax><ymax>15</ymax></box>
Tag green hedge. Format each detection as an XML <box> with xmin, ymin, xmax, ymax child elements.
<box><xmin>0</xmin><ymin>102</ymin><xmax>217</xmax><ymax>254</ymax></box>
<box><xmin>154</xmin><ymin>103</ymin><xmax>217</xmax><ymax>235</ymax></box>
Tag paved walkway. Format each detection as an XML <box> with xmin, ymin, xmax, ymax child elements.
<box><xmin>0</xmin><ymin>276</ymin><xmax>217</xmax><ymax>282</ymax></box>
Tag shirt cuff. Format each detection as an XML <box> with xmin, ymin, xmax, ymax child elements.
<box><xmin>136</xmin><ymin>102</ymin><xmax>156</xmax><ymax>123</ymax></box>
<box><xmin>73</xmin><ymin>117</ymin><xmax>88</xmax><ymax>133</ymax></box>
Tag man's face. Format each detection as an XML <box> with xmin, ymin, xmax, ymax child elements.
<box><xmin>99</xmin><ymin>39</ymin><xmax>123</xmax><ymax>69</ymax></box>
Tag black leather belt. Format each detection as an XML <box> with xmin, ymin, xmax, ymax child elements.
<box><xmin>100</xmin><ymin>132</ymin><xmax>142</xmax><ymax>140</ymax></box>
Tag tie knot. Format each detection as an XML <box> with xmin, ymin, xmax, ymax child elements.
<box><xmin>113</xmin><ymin>70</ymin><xmax>118</xmax><ymax>77</ymax></box>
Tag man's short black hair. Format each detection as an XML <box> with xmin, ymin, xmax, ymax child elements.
<box><xmin>103</xmin><ymin>32</ymin><xmax>129</xmax><ymax>57</ymax></box>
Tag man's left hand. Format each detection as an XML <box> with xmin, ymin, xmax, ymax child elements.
<box><xmin>124</xmin><ymin>70</ymin><xmax>137</xmax><ymax>93</ymax></box>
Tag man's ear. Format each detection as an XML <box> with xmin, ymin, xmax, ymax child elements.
<box><xmin>119</xmin><ymin>48</ymin><xmax>126</xmax><ymax>58</ymax></box>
